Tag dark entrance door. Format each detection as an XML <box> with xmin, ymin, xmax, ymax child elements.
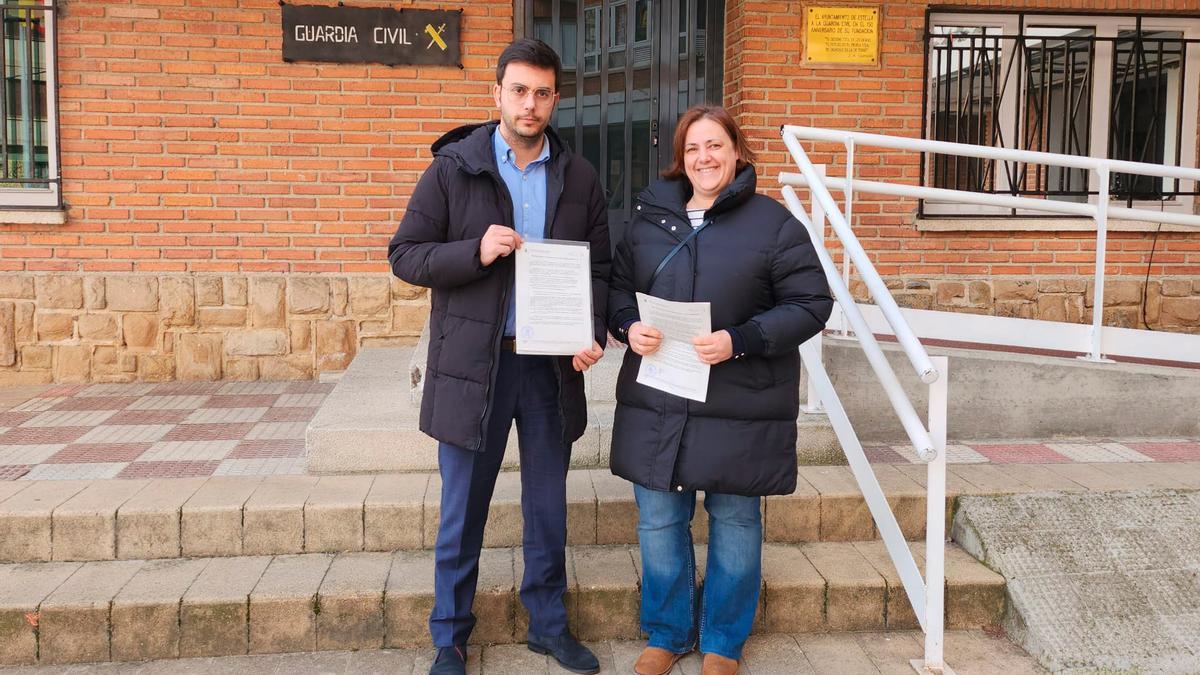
<box><xmin>521</xmin><ymin>0</ymin><xmax>725</xmax><ymax>236</ymax></box>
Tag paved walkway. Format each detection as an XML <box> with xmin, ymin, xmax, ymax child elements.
<box><xmin>0</xmin><ymin>631</ymin><xmax>1043</xmax><ymax>674</ymax></box>
<box><xmin>1</xmin><ymin>382</ymin><xmax>1196</xmax><ymax>480</ymax></box>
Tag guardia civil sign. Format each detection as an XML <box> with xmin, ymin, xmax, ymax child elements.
<box><xmin>282</xmin><ymin>4</ymin><xmax>461</xmax><ymax>66</ymax></box>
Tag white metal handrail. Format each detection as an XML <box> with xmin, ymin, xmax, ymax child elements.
<box><xmin>782</xmin><ymin>124</ymin><xmax>1200</xmax><ymax>364</ymax></box>
<box><xmin>780</xmin><ymin>123</ymin><xmax>1200</xmax><ymax>674</ymax></box>
<box><xmin>779</xmin><ymin>129</ymin><xmax>951</xmax><ymax>674</ymax></box>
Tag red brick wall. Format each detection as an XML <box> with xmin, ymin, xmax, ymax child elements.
<box><xmin>723</xmin><ymin>0</ymin><xmax>1200</xmax><ymax>284</ymax></box>
<box><xmin>1</xmin><ymin>0</ymin><xmax>512</xmax><ymax>274</ymax></box>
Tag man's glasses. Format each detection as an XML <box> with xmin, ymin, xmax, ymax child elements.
<box><xmin>503</xmin><ymin>84</ymin><xmax>556</xmax><ymax>105</ymax></box>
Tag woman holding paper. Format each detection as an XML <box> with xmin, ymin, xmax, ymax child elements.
<box><xmin>607</xmin><ymin>105</ymin><xmax>832</xmax><ymax>675</ymax></box>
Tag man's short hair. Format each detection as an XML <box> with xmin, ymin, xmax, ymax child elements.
<box><xmin>496</xmin><ymin>38</ymin><xmax>562</xmax><ymax>92</ymax></box>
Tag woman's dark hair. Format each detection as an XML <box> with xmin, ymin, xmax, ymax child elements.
<box><xmin>496</xmin><ymin>38</ymin><xmax>562</xmax><ymax>92</ymax></box>
<box><xmin>661</xmin><ymin>105</ymin><xmax>757</xmax><ymax>180</ymax></box>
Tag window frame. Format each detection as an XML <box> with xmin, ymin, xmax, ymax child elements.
<box><xmin>1</xmin><ymin>0</ymin><xmax>61</xmax><ymax>212</ymax></box>
<box><xmin>922</xmin><ymin>11</ymin><xmax>1200</xmax><ymax>221</ymax></box>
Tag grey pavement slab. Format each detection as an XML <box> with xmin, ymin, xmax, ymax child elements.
<box><xmin>763</xmin><ymin>476</ymin><xmax>820</xmax><ymax>544</ymax></box>
<box><xmin>242</xmin><ymin>475</ymin><xmax>318</xmax><ymax>556</ymax></box>
<box><xmin>0</xmin><ymin>631</ymin><xmax>1043</xmax><ymax>673</ymax></box>
<box><xmin>180</xmin><ymin>476</ymin><xmax>263</xmax><ymax>558</ymax></box>
<box><xmin>802</xmin><ymin>541</ymin><xmax>886</xmax><ymax>631</ymax></box>
<box><xmin>179</xmin><ymin>556</ymin><xmax>271</xmax><ymax>659</ymax></box>
<box><xmin>116</xmin><ymin>478</ymin><xmax>207</xmax><ymax>560</ymax></box>
<box><xmin>761</xmin><ymin>543</ymin><xmax>825</xmax><ymax>633</ymax></box>
<box><xmin>110</xmin><ymin>558</ymin><xmax>209</xmax><ymax>662</ymax></box>
<box><xmin>52</xmin><ymin>481</ymin><xmax>149</xmax><ymax>562</ymax></box>
<box><xmin>37</xmin><ymin>560</ymin><xmax>143</xmax><ymax>665</ymax></box>
<box><xmin>315</xmin><ymin>552</ymin><xmax>391</xmax><ymax>652</ymax></box>
<box><xmin>383</xmin><ymin>549</ymin><xmax>435</xmax><ymax>648</ymax></box>
<box><xmin>571</xmin><ymin>545</ymin><xmax>639</xmax><ymax>641</ymax></box>
<box><xmin>363</xmin><ymin>472</ymin><xmax>427</xmax><ymax>551</ymax></box>
<box><xmin>304</xmin><ymin>475</ymin><xmax>373</xmax><ymax>553</ymax></box>
<box><xmin>953</xmin><ymin>489</ymin><xmax>1200</xmax><ymax>672</ymax></box>
<box><xmin>248</xmin><ymin>553</ymin><xmax>333</xmax><ymax>654</ymax></box>
<box><xmin>0</xmin><ymin>481</ymin><xmax>91</xmax><ymax>563</ymax></box>
<box><xmin>588</xmin><ymin>470</ymin><xmax>637</xmax><ymax>546</ymax></box>
<box><xmin>0</xmin><ymin>562</ymin><xmax>82</xmax><ymax>666</ymax></box>
<box><xmin>798</xmin><ymin>466</ymin><xmax>875</xmax><ymax>541</ymax></box>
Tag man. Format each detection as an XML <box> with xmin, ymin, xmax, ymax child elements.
<box><xmin>388</xmin><ymin>38</ymin><xmax>609</xmax><ymax>675</ymax></box>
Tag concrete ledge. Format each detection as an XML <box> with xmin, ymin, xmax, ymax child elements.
<box><xmin>825</xmin><ymin>339</ymin><xmax>1200</xmax><ymax>440</ymax></box>
<box><xmin>0</xmin><ymin>541</ymin><xmax>1003</xmax><ymax>665</ymax></box>
<box><xmin>6</xmin><ymin>463</ymin><xmax>1196</xmax><ymax>564</ymax></box>
<box><xmin>307</xmin><ymin>347</ymin><xmax>840</xmax><ymax>474</ymax></box>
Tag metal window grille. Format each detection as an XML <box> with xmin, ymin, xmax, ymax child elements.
<box><xmin>921</xmin><ymin>15</ymin><xmax>1199</xmax><ymax>216</ymax></box>
<box><xmin>1</xmin><ymin>0</ymin><xmax>59</xmax><ymax>208</ymax></box>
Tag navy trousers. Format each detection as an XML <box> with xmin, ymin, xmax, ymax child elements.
<box><xmin>430</xmin><ymin>351</ymin><xmax>572</xmax><ymax>647</ymax></box>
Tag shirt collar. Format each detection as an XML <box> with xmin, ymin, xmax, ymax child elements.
<box><xmin>493</xmin><ymin>127</ymin><xmax>550</xmax><ymax>170</ymax></box>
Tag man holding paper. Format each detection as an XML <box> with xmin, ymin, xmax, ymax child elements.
<box><xmin>387</xmin><ymin>38</ymin><xmax>608</xmax><ymax>675</ymax></box>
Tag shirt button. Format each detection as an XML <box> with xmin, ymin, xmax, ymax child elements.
<box><xmin>660</xmin><ymin>219</ymin><xmax>666</xmax><ymax>224</ymax></box>
<box><xmin>636</xmin><ymin>205</ymin><xmax>641</xmax><ymax>210</ymax></box>
<box><xmin>524</xmin><ymin>203</ymin><xmax>529</xmax><ymax>208</ymax></box>
<box><xmin>670</xmin><ymin>226</ymin><xmax>677</xmax><ymax>231</ymax></box>
<box><xmin>675</xmin><ymin>485</ymin><xmax>683</xmax><ymax>492</ymax></box>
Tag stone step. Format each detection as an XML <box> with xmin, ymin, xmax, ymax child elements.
<box><xmin>0</xmin><ymin>466</ymin><xmax>952</xmax><ymax>564</ymax></box>
<box><xmin>0</xmin><ymin>541</ymin><xmax>1005</xmax><ymax>666</ymax></box>
<box><xmin>305</xmin><ymin>347</ymin><xmax>844</xmax><ymax>473</ymax></box>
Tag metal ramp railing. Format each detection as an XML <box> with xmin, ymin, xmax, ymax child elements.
<box><xmin>778</xmin><ymin>124</ymin><xmax>1200</xmax><ymax>674</ymax></box>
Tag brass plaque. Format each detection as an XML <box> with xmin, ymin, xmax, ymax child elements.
<box><xmin>804</xmin><ymin>6</ymin><xmax>880</xmax><ymax>66</ymax></box>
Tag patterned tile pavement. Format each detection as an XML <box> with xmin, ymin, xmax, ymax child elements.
<box><xmin>0</xmin><ymin>381</ymin><xmax>1197</xmax><ymax>480</ymax></box>
<box><xmin>0</xmin><ymin>381</ymin><xmax>331</xmax><ymax>480</ymax></box>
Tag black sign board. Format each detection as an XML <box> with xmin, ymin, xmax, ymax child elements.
<box><xmin>282</xmin><ymin>4</ymin><xmax>461</xmax><ymax>66</ymax></box>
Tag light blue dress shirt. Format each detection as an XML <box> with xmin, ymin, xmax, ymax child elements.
<box><xmin>493</xmin><ymin>129</ymin><xmax>551</xmax><ymax>337</ymax></box>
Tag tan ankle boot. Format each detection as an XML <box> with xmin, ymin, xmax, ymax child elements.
<box><xmin>634</xmin><ymin>646</ymin><xmax>686</xmax><ymax>675</ymax></box>
<box><xmin>700</xmin><ymin>652</ymin><xmax>739</xmax><ymax>675</ymax></box>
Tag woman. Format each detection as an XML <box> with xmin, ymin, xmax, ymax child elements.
<box><xmin>607</xmin><ymin>105</ymin><xmax>833</xmax><ymax>675</ymax></box>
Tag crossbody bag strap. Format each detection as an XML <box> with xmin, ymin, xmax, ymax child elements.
<box><xmin>647</xmin><ymin>218</ymin><xmax>711</xmax><ymax>291</ymax></box>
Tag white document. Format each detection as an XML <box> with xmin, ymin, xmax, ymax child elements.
<box><xmin>514</xmin><ymin>240</ymin><xmax>594</xmax><ymax>356</ymax></box>
<box><xmin>635</xmin><ymin>292</ymin><xmax>712</xmax><ymax>402</ymax></box>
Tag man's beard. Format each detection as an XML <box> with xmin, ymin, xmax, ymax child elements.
<box><xmin>504</xmin><ymin>112</ymin><xmax>546</xmax><ymax>146</ymax></box>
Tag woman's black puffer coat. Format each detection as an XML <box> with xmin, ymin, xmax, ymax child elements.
<box><xmin>607</xmin><ymin>165</ymin><xmax>833</xmax><ymax>496</ymax></box>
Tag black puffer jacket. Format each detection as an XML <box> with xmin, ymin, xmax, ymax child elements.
<box><xmin>607</xmin><ymin>165</ymin><xmax>832</xmax><ymax>496</ymax></box>
<box><xmin>388</xmin><ymin>122</ymin><xmax>610</xmax><ymax>451</ymax></box>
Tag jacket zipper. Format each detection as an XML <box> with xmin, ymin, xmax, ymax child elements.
<box><xmin>478</xmin><ymin>170</ymin><xmax>516</xmax><ymax>450</ymax></box>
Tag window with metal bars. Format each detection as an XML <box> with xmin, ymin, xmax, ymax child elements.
<box><xmin>921</xmin><ymin>13</ymin><xmax>1200</xmax><ymax>218</ymax></box>
<box><xmin>1</xmin><ymin>0</ymin><xmax>58</xmax><ymax>210</ymax></box>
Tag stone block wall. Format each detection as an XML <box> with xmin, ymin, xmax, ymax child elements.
<box><xmin>0</xmin><ymin>274</ymin><xmax>428</xmax><ymax>385</ymax></box>
<box><xmin>851</xmin><ymin>277</ymin><xmax>1200</xmax><ymax>334</ymax></box>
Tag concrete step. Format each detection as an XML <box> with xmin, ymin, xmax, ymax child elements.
<box><xmin>308</xmin><ymin>339</ymin><xmax>1200</xmax><ymax>473</ymax></box>
<box><xmin>304</xmin><ymin>348</ymin><xmax>843</xmax><ymax>473</ymax></box>
<box><xmin>0</xmin><ymin>466</ymin><xmax>951</xmax><ymax>564</ymax></box>
<box><xmin>0</xmin><ymin>541</ymin><xmax>1005</xmax><ymax>666</ymax></box>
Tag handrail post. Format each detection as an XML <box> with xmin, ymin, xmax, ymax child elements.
<box><xmin>1081</xmin><ymin>166</ymin><xmax>1114</xmax><ymax>362</ymax></box>
<box><xmin>915</xmin><ymin>355</ymin><xmax>949</xmax><ymax>675</ymax></box>
<box><xmin>843</xmin><ymin>139</ymin><xmax>856</xmax><ymax>313</ymax></box>
<box><xmin>813</xmin><ymin>164</ymin><xmax>847</xmax><ymax>339</ymax></box>
<box><xmin>802</xmin><ymin>331</ymin><xmax>824</xmax><ymax>413</ymax></box>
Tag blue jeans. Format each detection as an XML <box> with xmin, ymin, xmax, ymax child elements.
<box><xmin>430</xmin><ymin>351</ymin><xmax>571</xmax><ymax>647</ymax></box>
<box><xmin>634</xmin><ymin>484</ymin><xmax>762</xmax><ymax>662</ymax></box>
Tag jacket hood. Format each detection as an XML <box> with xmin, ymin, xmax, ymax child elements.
<box><xmin>638</xmin><ymin>163</ymin><xmax>758</xmax><ymax>217</ymax></box>
<box><xmin>431</xmin><ymin>121</ymin><xmax>568</xmax><ymax>174</ymax></box>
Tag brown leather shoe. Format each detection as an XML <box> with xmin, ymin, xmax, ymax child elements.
<box><xmin>700</xmin><ymin>653</ymin><xmax>739</xmax><ymax>675</ymax></box>
<box><xmin>634</xmin><ymin>646</ymin><xmax>686</xmax><ymax>675</ymax></box>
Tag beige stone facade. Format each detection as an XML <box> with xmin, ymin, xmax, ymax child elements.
<box><xmin>0</xmin><ymin>274</ymin><xmax>428</xmax><ymax>385</ymax></box>
<box><xmin>3</xmin><ymin>271</ymin><xmax>1198</xmax><ymax>383</ymax></box>
<box><xmin>854</xmin><ymin>277</ymin><xmax>1200</xmax><ymax>334</ymax></box>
